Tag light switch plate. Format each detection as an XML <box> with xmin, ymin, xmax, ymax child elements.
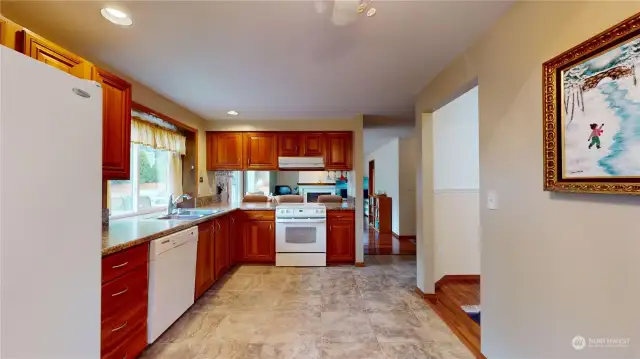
<box><xmin>487</xmin><ymin>190</ymin><xmax>498</xmax><ymax>210</ymax></box>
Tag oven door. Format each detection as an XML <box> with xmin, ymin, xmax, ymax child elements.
<box><xmin>276</xmin><ymin>218</ymin><xmax>326</xmax><ymax>253</ymax></box>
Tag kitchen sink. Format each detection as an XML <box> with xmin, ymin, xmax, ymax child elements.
<box><xmin>154</xmin><ymin>208</ymin><xmax>224</xmax><ymax>220</ymax></box>
<box><xmin>155</xmin><ymin>214</ymin><xmax>205</xmax><ymax>220</ymax></box>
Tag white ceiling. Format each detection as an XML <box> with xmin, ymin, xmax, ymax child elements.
<box><xmin>3</xmin><ymin>1</ymin><xmax>511</xmax><ymax>121</ymax></box>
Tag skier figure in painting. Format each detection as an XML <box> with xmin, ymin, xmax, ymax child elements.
<box><xmin>588</xmin><ymin>123</ymin><xmax>604</xmax><ymax>149</ymax></box>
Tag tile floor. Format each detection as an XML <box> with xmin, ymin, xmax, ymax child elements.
<box><xmin>140</xmin><ymin>255</ymin><xmax>473</xmax><ymax>359</ymax></box>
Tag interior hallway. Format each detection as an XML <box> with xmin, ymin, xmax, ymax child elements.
<box><xmin>140</xmin><ymin>256</ymin><xmax>472</xmax><ymax>359</ymax></box>
<box><xmin>363</xmin><ymin>220</ymin><xmax>416</xmax><ymax>255</ymax></box>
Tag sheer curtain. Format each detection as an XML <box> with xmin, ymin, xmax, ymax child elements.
<box><xmin>168</xmin><ymin>153</ymin><xmax>183</xmax><ymax>198</ymax></box>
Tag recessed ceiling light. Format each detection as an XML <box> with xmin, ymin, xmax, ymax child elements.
<box><xmin>101</xmin><ymin>8</ymin><xmax>132</xmax><ymax>26</ymax></box>
<box><xmin>227</xmin><ymin>110</ymin><xmax>239</xmax><ymax>116</ymax></box>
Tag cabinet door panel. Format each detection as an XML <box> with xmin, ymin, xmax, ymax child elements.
<box><xmin>94</xmin><ymin>68</ymin><xmax>132</xmax><ymax>180</ymax></box>
<box><xmin>325</xmin><ymin>133</ymin><xmax>352</xmax><ymax>170</ymax></box>
<box><xmin>278</xmin><ymin>133</ymin><xmax>300</xmax><ymax>157</ymax></box>
<box><xmin>18</xmin><ymin>30</ymin><xmax>91</xmax><ymax>78</ymax></box>
<box><xmin>243</xmin><ymin>220</ymin><xmax>275</xmax><ymax>263</ymax></box>
<box><xmin>244</xmin><ymin>133</ymin><xmax>277</xmax><ymax>170</ymax></box>
<box><xmin>207</xmin><ymin>132</ymin><xmax>243</xmax><ymax>170</ymax></box>
<box><xmin>195</xmin><ymin>221</ymin><xmax>215</xmax><ymax>299</ymax></box>
<box><xmin>214</xmin><ymin>216</ymin><xmax>230</xmax><ymax>279</ymax></box>
<box><xmin>301</xmin><ymin>133</ymin><xmax>325</xmax><ymax>157</ymax></box>
<box><xmin>327</xmin><ymin>220</ymin><xmax>355</xmax><ymax>263</ymax></box>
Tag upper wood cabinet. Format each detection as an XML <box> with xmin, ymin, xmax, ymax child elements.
<box><xmin>278</xmin><ymin>133</ymin><xmax>300</xmax><ymax>157</ymax></box>
<box><xmin>207</xmin><ymin>132</ymin><xmax>243</xmax><ymax>170</ymax></box>
<box><xmin>243</xmin><ymin>132</ymin><xmax>278</xmax><ymax>170</ymax></box>
<box><xmin>93</xmin><ymin>68</ymin><xmax>132</xmax><ymax>180</ymax></box>
<box><xmin>325</xmin><ymin>133</ymin><xmax>353</xmax><ymax>170</ymax></box>
<box><xmin>17</xmin><ymin>30</ymin><xmax>92</xmax><ymax>79</ymax></box>
<box><xmin>301</xmin><ymin>133</ymin><xmax>325</xmax><ymax>157</ymax></box>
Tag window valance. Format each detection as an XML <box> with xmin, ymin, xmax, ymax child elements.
<box><xmin>131</xmin><ymin>116</ymin><xmax>186</xmax><ymax>155</ymax></box>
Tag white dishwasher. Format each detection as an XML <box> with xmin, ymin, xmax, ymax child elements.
<box><xmin>147</xmin><ymin>226</ymin><xmax>198</xmax><ymax>344</ymax></box>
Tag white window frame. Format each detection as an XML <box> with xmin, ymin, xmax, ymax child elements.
<box><xmin>109</xmin><ymin>144</ymin><xmax>169</xmax><ymax>219</ymax></box>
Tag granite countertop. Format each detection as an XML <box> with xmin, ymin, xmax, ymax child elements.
<box><xmin>102</xmin><ymin>201</ymin><xmax>355</xmax><ymax>257</ymax></box>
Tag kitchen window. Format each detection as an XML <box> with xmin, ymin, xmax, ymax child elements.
<box><xmin>109</xmin><ymin>143</ymin><xmax>172</xmax><ymax>217</ymax></box>
<box><xmin>244</xmin><ymin>171</ymin><xmax>273</xmax><ymax>195</ymax></box>
<box><xmin>109</xmin><ymin>115</ymin><xmax>186</xmax><ymax>218</ymax></box>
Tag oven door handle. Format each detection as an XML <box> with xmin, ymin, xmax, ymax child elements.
<box><xmin>276</xmin><ymin>218</ymin><xmax>327</xmax><ymax>224</ymax></box>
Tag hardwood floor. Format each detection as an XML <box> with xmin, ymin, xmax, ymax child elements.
<box><xmin>363</xmin><ymin>218</ymin><xmax>416</xmax><ymax>255</ymax></box>
<box><xmin>425</xmin><ymin>277</ymin><xmax>483</xmax><ymax>358</ymax></box>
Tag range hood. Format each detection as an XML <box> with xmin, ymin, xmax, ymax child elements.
<box><xmin>278</xmin><ymin>157</ymin><xmax>324</xmax><ymax>169</ymax></box>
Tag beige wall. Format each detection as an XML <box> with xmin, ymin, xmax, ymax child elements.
<box><xmin>416</xmin><ymin>2</ymin><xmax>640</xmax><ymax>358</ymax></box>
<box><xmin>398</xmin><ymin>136</ymin><xmax>417</xmax><ymax>236</ymax></box>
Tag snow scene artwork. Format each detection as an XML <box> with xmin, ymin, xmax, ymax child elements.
<box><xmin>562</xmin><ymin>35</ymin><xmax>640</xmax><ymax>179</ymax></box>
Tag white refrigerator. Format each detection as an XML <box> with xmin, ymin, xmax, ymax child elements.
<box><xmin>0</xmin><ymin>47</ymin><xmax>102</xmax><ymax>358</ymax></box>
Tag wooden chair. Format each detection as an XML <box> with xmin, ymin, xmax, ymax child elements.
<box><xmin>242</xmin><ymin>194</ymin><xmax>269</xmax><ymax>203</ymax></box>
<box><xmin>274</xmin><ymin>195</ymin><xmax>304</xmax><ymax>204</ymax></box>
<box><xmin>317</xmin><ymin>195</ymin><xmax>343</xmax><ymax>203</ymax></box>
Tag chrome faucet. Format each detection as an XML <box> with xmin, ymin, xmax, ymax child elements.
<box><xmin>168</xmin><ymin>193</ymin><xmax>193</xmax><ymax>215</ymax></box>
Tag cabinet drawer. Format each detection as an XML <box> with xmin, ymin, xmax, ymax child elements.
<box><xmin>101</xmin><ymin>321</ymin><xmax>147</xmax><ymax>359</ymax></box>
<box><xmin>327</xmin><ymin>211</ymin><xmax>355</xmax><ymax>221</ymax></box>
<box><xmin>102</xmin><ymin>244</ymin><xmax>148</xmax><ymax>284</ymax></box>
<box><xmin>241</xmin><ymin>210</ymin><xmax>275</xmax><ymax>221</ymax></box>
<box><xmin>102</xmin><ymin>266</ymin><xmax>148</xmax><ymax>319</ymax></box>
<box><xmin>101</xmin><ymin>298</ymin><xmax>147</xmax><ymax>356</ymax></box>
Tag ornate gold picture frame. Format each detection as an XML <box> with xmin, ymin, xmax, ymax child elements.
<box><xmin>543</xmin><ymin>13</ymin><xmax>640</xmax><ymax>195</ymax></box>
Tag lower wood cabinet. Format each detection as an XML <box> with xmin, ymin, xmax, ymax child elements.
<box><xmin>242</xmin><ymin>220</ymin><xmax>275</xmax><ymax>263</ymax></box>
<box><xmin>195</xmin><ymin>220</ymin><xmax>215</xmax><ymax>300</ymax></box>
<box><xmin>214</xmin><ymin>216</ymin><xmax>230</xmax><ymax>280</ymax></box>
<box><xmin>327</xmin><ymin>212</ymin><xmax>355</xmax><ymax>263</ymax></box>
<box><xmin>101</xmin><ymin>243</ymin><xmax>149</xmax><ymax>359</ymax></box>
<box><xmin>195</xmin><ymin>214</ymin><xmax>233</xmax><ymax>300</ymax></box>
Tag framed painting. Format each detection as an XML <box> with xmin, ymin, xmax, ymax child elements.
<box><xmin>543</xmin><ymin>12</ymin><xmax>640</xmax><ymax>194</ymax></box>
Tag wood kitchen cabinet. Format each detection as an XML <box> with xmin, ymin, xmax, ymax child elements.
<box><xmin>17</xmin><ymin>30</ymin><xmax>92</xmax><ymax>79</ymax></box>
<box><xmin>325</xmin><ymin>133</ymin><xmax>353</xmax><ymax>170</ymax></box>
<box><xmin>195</xmin><ymin>220</ymin><xmax>215</xmax><ymax>300</ymax></box>
<box><xmin>326</xmin><ymin>211</ymin><xmax>355</xmax><ymax>263</ymax></box>
<box><xmin>240</xmin><ymin>211</ymin><xmax>275</xmax><ymax>263</ymax></box>
<box><xmin>214</xmin><ymin>216</ymin><xmax>230</xmax><ymax>280</ymax></box>
<box><xmin>301</xmin><ymin>133</ymin><xmax>325</xmax><ymax>157</ymax></box>
<box><xmin>101</xmin><ymin>244</ymin><xmax>149</xmax><ymax>359</ymax></box>
<box><xmin>243</xmin><ymin>221</ymin><xmax>275</xmax><ymax>263</ymax></box>
<box><xmin>243</xmin><ymin>132</ymin><xmax>278</xmax><ymax>170</ymax></box>
<box><xmin>14</xmin><ymin>24</ymin><xmax>131</xmax><ymax>180</ymax></box>
<box><xmin>278</xmin><ymin>133</ymin><xmax>300</xmax><ymax>157</ymax></box>
<box><xmin>94</xmin><ymin>67</ymin><xmax>132</xmax><ymax>180</ymax></box>
<box><xmin>206</xmin><ymin>132</ymin><xmax>244</xmax><ymax>170</ymax></box>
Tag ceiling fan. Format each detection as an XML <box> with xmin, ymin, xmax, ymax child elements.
<box><xmin>314</xmin><ymin>0</ymin><xmax>377</xmax><ymax>26</ymax></box>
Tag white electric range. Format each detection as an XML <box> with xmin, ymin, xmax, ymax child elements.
<box><xmin>275</xmin><ymin>203</ymin><xmax>327</xmax><ymax>267</ymax></box>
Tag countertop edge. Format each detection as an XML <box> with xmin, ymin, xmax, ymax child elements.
<box><xmin>102</xmin><ymin>206</ymin><xmax>355</xmax><ymax>257</ymax></box>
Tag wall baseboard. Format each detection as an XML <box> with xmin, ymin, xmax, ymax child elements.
<box><xmin>354</xmin><ymin>262</ymin><xmax>365</xmax><ymax>267</ymax></box>
<box><xmin>435</xmin><ymin>274</ymin><xmax>480</xmax><ymax>289</ymax></box>
<box><xmin>414</xmin><ymin>287</ymin><xmax>437</xmax><ymax>302</ymax></box>
<box><xmin>392</xmin><ymin>232</ymin><xmax>417</xmax><ymax>241</ymax></box>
